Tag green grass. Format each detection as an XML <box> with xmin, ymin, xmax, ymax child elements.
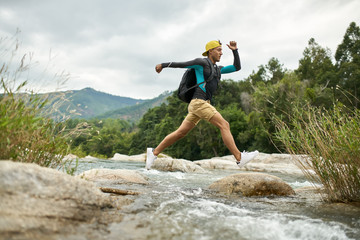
<box><xmin>0</xmin><ymin>33</ymin><xmax>76</xmax><ymax>174</ymax></box>
<box><xmin>274</xmin><ymin>104</ymin><xmax>360</xmax><ymax>202</ymax></box>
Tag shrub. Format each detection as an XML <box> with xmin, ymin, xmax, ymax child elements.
<box><xmin>0</xmin><ymin>33</ymin><xmax>75</xmax><ymax>173</ymax></box>
<box><xmin>274</xmin><ymin>104</ymin><xmax>360</xmax><ymax>202</ymax></box>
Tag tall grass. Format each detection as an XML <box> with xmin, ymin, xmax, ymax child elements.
<box><xmin>274</xmin><ymin>104</ymin><xmax>360</xmax><ymax>202</ymax></box>
<box><xmin>0</xmin><ymin>33</ymin><xmax>76</xmax><ymax>173</ymax></box>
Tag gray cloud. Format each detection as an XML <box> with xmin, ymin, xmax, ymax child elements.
<box><xmin>1</xmin><ymin>0</ymin><xmax>359</xmax><ymax>99</ymax></box>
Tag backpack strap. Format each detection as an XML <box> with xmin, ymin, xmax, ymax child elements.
<box><xmin>203</xmin><ymin>58</ymin><xmax>216</xmax><ymax>88</ymax></box>
<box><xmin>202</xmin><ymin>58</ymin><xmax>217</xmax><ymax>99</ymax></box>
<box><xmin>186</xmin><ymin>58</ymin><xmax>215</xmax><ymax>92</ymax></box>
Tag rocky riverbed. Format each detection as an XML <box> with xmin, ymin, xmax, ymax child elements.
<box><xmin>1</xmin><ymin>153</ymin><xmax>359</xmax><ymax>240</ymax></box>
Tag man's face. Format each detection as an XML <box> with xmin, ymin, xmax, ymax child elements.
<box><xmin>209</xmin><ymin>46</ymin><xmax>223</xmax><ymax>62</ymax></box>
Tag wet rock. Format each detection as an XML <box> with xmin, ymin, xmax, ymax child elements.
<box><xmin>77</xmin><ymin>168</ymin><xmax>148</xmax><ymax>185</ymax></box>
<box><xmin>295</xmin><ymin>186</ymin><xmax>322</xmax><ymax>194</ymax></box>
<box><xmin>294</xmin><ymin>186</ymin><xmax>325</xmax><ymax>202</ymax></box>
<box><xmin>152</xmin><ymin>158</ymin><xmax>207</xmax><ymax>173</ymax></box>
<box><xmin>209</xmin><ymin>172</ymin><xmax>296</xmax><ymax>197</ymax></box>
<box><xmin>0</xmin><ymin>161</ymin><xmax>131</xmax><ymax>240</ymax></box>
<box><xmin>100</xmin><ymin>187</ymin><xmax>140</xmax><ymax>195</ymax></box>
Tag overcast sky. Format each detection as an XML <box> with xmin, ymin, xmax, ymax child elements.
<box><xmin>1</xmin><ymin>0</ymin><xmax>359</xmax><ymax>99</ymax></box>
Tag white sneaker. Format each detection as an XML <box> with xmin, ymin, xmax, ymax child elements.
<box><xmin>146</xmin><ymin>148</ymin><xmax>157</xmax><ymax>170</ymax></box>
<box><xmin>236</xmin><ymin>150</ymin><xmax>259</xmax><ymax>168</ymax></box>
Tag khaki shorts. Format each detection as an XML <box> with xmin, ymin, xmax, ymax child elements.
<box><xmin>184</xmin><ymin>99</ymin><xmax>218</xmax><ymax>125</ymax></box>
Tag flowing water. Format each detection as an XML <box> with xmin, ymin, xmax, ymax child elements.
<box><xmin>76</xmin><ymin>158</ymin><xmax>360</xmax><ymax>240</ymax></box>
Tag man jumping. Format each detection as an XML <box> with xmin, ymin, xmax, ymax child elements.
<box><xmin>146</xmin><ymin>40</ymin><xmax>258</xmax><ymax>169</ymax></box>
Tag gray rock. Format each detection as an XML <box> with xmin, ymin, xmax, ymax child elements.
<box><xmin>152</xmin><ymin>158</ymin><xmax>207</xmax><ymax>173</ymax></box>
<box><xmin>110</xmin><ymin>153</ymin><xmax>146</xmax><ymax>162</ymax></box>
<box><xmin>195</xmin><ymin>153</ymin><xmax>308</xmax><ymax>175</ymax></box>
<box><xmin>77</xmin><ymin>168</ymin><xmax>149</xmax><ymax>185</ymax></box>
<box><xmin>209</xmin><ymin>172</ymin><xmax>296</xmax><ymax>197</ymax></box>
<box><xmin>110</xmin><ymin>152</ymin><xmax>173</xmax><ymax>162</ymax></box>
<box><xmin>194</xmin><ymin>158</ymin><xmax>238</xmax><ymax>169</ymax></box>
<box><xmin>243</xmin><ymin>153</ymin><xmax>309</xmax><ymax>175</ymax></box>
<box><xmin>0</xmin><ymin>161</ymin><xmax>131</xmax><ymax>240</ymax></box>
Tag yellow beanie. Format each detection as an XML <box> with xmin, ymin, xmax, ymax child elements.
<box><xmin>202</xmin><ymin>40</ymin><xmax>222</xmax><ymax>56</ymax></box>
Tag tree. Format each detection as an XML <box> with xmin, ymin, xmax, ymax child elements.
<box><xmin>266</xmin><ymin>57</ymin><xmax>286</xmax><ymax>84</ymax></box>
<box><xmin>296</xmin><ymin>38</ymin><xmax>336</xmax><ymax>88</ymax></box>
<box><xmin>335</xmin><ymin>22</ymin><xmax>360</xmax><ymax>108</ymax></box>
<box><xmin>246</xmin><ymin>58</ymin><xmax>285</xmax><ymax>85</ymax></box>
<box><xmin>247</xmin><ymin>65</ymin><xmax>267</xmax><ymax>85</ymax></box>
<box><xmin>252</xmin><ymin>72</ymin><xmax>308</xmax><ymax>152</ymax></box>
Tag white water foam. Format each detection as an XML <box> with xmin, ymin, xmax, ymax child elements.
<box><xmin>289</xmin><ymin>180</ymin><xmax>321</xmax><ymax>189</ymax></box>
<box><xmin>141</xmin><ymin>168</ymin><xmax>186</xmax><ymax>179</ymax></box>
<box><xmin>230</xmin><ymin>214</ymin><xmax>354</xmax><ymax>240</ymax></box>
<box><xmin>166</xmin><ymin>171</ymin><xmax>186</xmax><ymax>179</ymax></box>
<box><xmin>186</xmin><ymin>198</ymin><xmax>253</xmax><ymax>218</ymax></box>
<box><xmin>151</xmin><ymin>195</ymin><xmax>355</xmax><ymax>240</ymax></box>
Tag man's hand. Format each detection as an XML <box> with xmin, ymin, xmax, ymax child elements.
<box><xmin>226</xmin><ymin>41</ymin><xmax>237</xmax><ymax>51</ymax></box>
<box><xmin>155</xmin><ymin>64</ymin><xmax>163</xmax><ymax>73</ymax></box>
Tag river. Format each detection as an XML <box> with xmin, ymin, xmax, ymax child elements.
<box><xmin>75</xmin><ymin>158</ymin><xmax>360</xmax><ymax>240</ymax></box>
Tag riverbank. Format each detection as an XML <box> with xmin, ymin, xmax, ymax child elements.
<box><xmin>1</xmin><ymin>153</ymin><xmax>359</xmax><ymax>240</ymax></box>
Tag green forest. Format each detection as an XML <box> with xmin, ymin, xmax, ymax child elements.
<box><xmin>65</xmin><ymin>22</ymin><xmax>360</xmax><ymax>160</ymax></box>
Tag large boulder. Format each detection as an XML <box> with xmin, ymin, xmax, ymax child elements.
<box><xmin>152</xmin><ymin>158</ymin><xmax>207</xmax><ymax>173</ymax></box>
<box><xmin>0</xmin><ymin>161</ymin><xmax>131</xmax><ymax>240</ymax></box>
<box><xmin>77</xmin><ymin>168</ymin><xmax>148</xmax><ymax>185</ymax></box>
<box><xmin>209</xmin><ymin>172</ymin><xmax>295</xmax><ymax>197</ymax></box>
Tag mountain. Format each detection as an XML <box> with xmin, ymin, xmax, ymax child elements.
<box><xmin>40</xmin><ymin>87</ymin><xmax>171</xmax><ymax>121</ymax></box>
<box><xmin>95</xmin><ymin>91</ymin><xmax>171</xmax><ymax>122</ymax></box>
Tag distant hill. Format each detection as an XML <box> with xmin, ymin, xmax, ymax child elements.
<box><xmin>95</xmin><ymin>91</ymin><xmax>171</xmax><ymax>122</ymax></box>
<box><xmin>39</xmin><ymin>87</ymin><xmax>171</xmax><ymax>121</ymax></box>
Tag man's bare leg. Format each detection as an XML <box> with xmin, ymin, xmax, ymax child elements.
<box><xmin>153</xmin><ymin>119</ymin><xmax>195</xmax><ymax>156</ymax></box>
<box><xmin>209</xmin><ymin>112</ymin><xmax>241</xmax><ymax>161</ymax></box>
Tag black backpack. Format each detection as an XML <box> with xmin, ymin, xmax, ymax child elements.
<box><xmin>177</xmin><ymin>58</ymin><xmax>215</xmax><ymax>103</ymax></box>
